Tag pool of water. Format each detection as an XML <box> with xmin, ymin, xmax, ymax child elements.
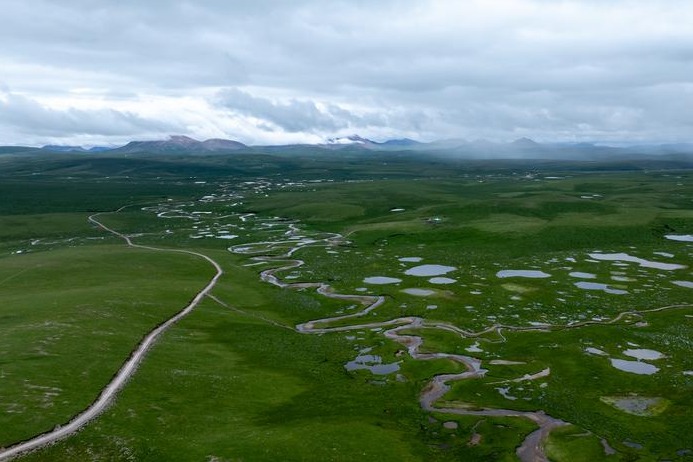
<box><xmin>624</xmin><ymin>349</ymin><xmax>664</xmax><ymax>360</ymax></box>
<box><xmin>364</xmin><ymin>276</ymin><xmax>402</xmax><ymax>285</ymax></box>
<box><xmin>569</xmin><ymin>272</ymin><xmax>597</xmax><ymax>279</ymax></box>
<box><xmin>496</xmin><ymin>270</ymin><xmax>551</xmax><ymax>279</ymax></box>
<box><xmin>466</xmin><ymin>341</ymin><xmax>483</xmax><ymax>353</ymax></box>
<box><xmin>345</xmin><ymin>354</ymin><xmax>400</xmax><ymax>375</ymax></box>
<box><xmin>673</xmin><ymin>280</ymin><xmax>693</xmax><ymax>288</ymax></box>
<box><xmin>664</xmin><ymin>234</ymin><xmax>693</xmax><ymax>242</ymax></box>
<box><xmin>429</xmin><ymin>277</ymin><xmax>456</xmax><ymax>284</ymax></box>
<box><xmin>574</xmin><ymin>281</ymin><xmax>628</xmax><ymax>295</ymax></box>
<box><xmin>610</xmin><ymin>359</ymin><xmax>659</xmax><ymax>375</ymax></box>
<box><xmin>496</xmin><ymin>387</ymin><xmax>518</xmax><ymax>400</ymax></box>
<box><xmin>402</xmin><ymin>288</ymin><xmax>436</xmax><ymax>296</ymax></box>
<box><xmin>588</xmin><ymin>252</ymin><xmax>686</xmax><ymax>271</ymax></box>
<box><xmin>216</xmin><ymin>234</ymin><xmax>239</xmax><ymax>239</ymax></box>
<box><xmin>404</xmin><ymin>264</ymin><xmax>456</xmax><ymax>277</ymax></box>
<box><xmin>611</xmin><ymin>275</ymin><xmax>636</xmax><ymax>282</ymax></box>
<box><xmin>398</xmin><ymin>257</ymin><xmax>422</xmax><ymax>263</ymax></box>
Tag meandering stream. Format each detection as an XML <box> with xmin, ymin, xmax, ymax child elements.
<box><xmin>231</xmin><ymin>225</ymin><xmax>573</xmax><ymax>462</ymax></box>
<box><xmin>2</xmin><ymin>198</ymin><xmax>689</xmax><ymax>461</ymax></box>
<box><xmin>231</xmin><ymin>216</ymin><xmax>692</xmax><ymax>461</ymax></box>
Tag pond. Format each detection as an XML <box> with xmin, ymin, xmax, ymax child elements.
<box><xmin>588</xmin><ymin>252</ymin><xmax>686</xmax><ymax>271</ymax></box>
<box><xmin>402</xmin><ymin>288</ymin><xmax>436</xmax><ymax>296</ymax></box>
<box><xmin>623</xmin><ymin>349</ymin><xmax>664</xmax><ymax>360</ymax></box>
<box><xmin>465</xmin><ymin>341</ymin><xmax>483</xmax><ymax>353</ymax></box>
<box><xmin>404</xmin><ymin>264</ymin><xmax>456</xmax><ymax>277</ymax></box>
<box><xmin>569</xmin><ymin>272</ymin><xmax>597</xmax><ymax>279</ymax></box>
<box><xmin>496</xmin><ymin>270</ymin><xmax>551</xmax><ymax>279</ymax></box>
<box><xmin>610</xmin><ymin>359</ymin><xmax>659</xmax><ymax>375</ymax></box>
<box><xmin>345</xmin><ymin>354</ymin><xmax>400</xmax><ymax>375</ymax></box>
<box><xmin>574</xmin><ymin>281</ymin><xmax>628</xmax><ymax>295</ymax></box>
<box><xmin>429</xmin><ymin>277</ymin><xmax>456</xmax><ymax>284</ymax></box>
<box><xmin>664</xmin><ymin>234</ymin><xmax>693</xmax><ymax>242</ymax></box>
<box><xmin>364</xmin><ymin>276</ymin><xmax>402</xmax><ymax>285</ymax></box>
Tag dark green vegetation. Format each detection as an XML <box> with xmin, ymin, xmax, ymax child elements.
<box><xmin>0</xmin><ymin>150</ymin><xmax>691</xmax><ymax>461</ymax></box>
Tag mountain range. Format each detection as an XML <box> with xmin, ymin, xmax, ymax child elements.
<box><xmin>111</xmin><ymin>135</ymin><xmax>247</xmax><ymax>153</ymax></box>
<box><xmin>3</xmin><ymin>134</ymin><xmax>691</xmax><ymax>161</ymax></box>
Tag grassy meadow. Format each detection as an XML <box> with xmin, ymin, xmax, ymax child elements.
<box><xmin>0</xmin><ymin>152</ymin><xmax>691</xmax><ymax>460</ymax></box>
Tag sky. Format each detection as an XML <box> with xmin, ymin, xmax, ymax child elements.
<box><xmin>1</xmin><ymin>0</ymin><xmax>693</xmax><ymax>147</ymax></box>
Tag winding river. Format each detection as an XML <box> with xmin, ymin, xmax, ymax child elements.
<box><xmin>230</xmin><ymin>225</ymin><xmax>573</xmax><ymax>462</ymax></box>
<box><xmin>1</xmin><ymin>200</ymin><xmax>689</xmax><ymax>461</ymax></box>
<box><xmin>231</xmin><ymin>219</ymin><xmax>692</xmax><ymax>461</ymax></box>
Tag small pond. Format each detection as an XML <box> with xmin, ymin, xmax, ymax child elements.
<box><xmin>364</xmin><ymin>276</ymin><xmax>402</xmax><ymax>285</ymax></box>
<box><xmin>402</xmin><ymin>288</ymin><xmax>436</xmax><ymax>296</ymax></box>
<box><xmin>664</xmin><ymin>234</ymin><xmax>693</xmax><ymax>242</ymax></box>
<box><xmin>569</xmin><ymin>272</ymin><xmax>597</xmax><ymax>279</ymax></box>
<box><xmin>496</xmin><ymin>270</ymin><xmax>551</xmax><ymax>279</ymax></box>
<box><xmin>398</xmin><ymin>257</ymin><xmax>423</xmax><ymax>263</ymax></box>
<box><xmin>345</xmin><ymin>354</ymin><xmax>400</xmax><ymax>375</ymax></box>
<box><xmin>610</xmin><ymin>359</ymin><xmax>659</xmax><ymax>375</ymax></box>
<box><xmin>405</xmin><ymin>264</ymin><xmax>456</xmax><ymax>277</ymax></box>
<box><xmin>574</xmin><ymin>281</ymin><xmax>628</xmax><ymax>295</ymax></box>
<box><xmin>588</xmin><ymin>252</ymin><xmax>686</xmax><ymax>271</ymax></box>
<box><xmin>623</xmin><ymin>349</ymin><xmax>664</xmax><ymax>360</ymax></box>
<box><xmin>429</xmin><ymin>277</ymin><xmax>456</xmax><ymax>284</ymax></box>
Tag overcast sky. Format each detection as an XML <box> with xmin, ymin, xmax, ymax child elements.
<box><xmin>1</xmin><ymin>0</ymin><xmax>692</xmax><ymax>146</ymax></box>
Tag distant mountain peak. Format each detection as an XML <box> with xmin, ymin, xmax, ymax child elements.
<box><xmin>510</xmin><ymin>137</ymin><xmax>541</xmax><ymax>147</ymax></box>
<box><xmin>380</xmin><ymin>138</ymin><xmax>422</xmax><ymax>147</ymax></box>
<box><xmin>201</xmin><ymin>138</ymin><xmax>247</xmax><ymax>150</ymax></box>
<box><xmin>41</xmin><ymin>145</ymin><xmax>112</xmax><ymax>152</ymax></box>
<box><xmin>112</xmin><ymin>135</ymin><xmax>247</xmax><ymax>153</ymax></box>
<box><xmin>42</xmin><ymin>145</ymin><xmax>87</xmax><ymax>152</ymax></box>
<box><xmin>168</xmin><ymin>135</ymin><xmax>199</xmax><ymax>144</ymax></box>
<box><xmin>324</xmin><ymin>134</ymin><xmax>374</xmax><ymax>145</ymax></box>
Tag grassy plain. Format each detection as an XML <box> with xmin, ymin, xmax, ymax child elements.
<box><xmin>0</xmin><ymin>152</ymin><xmax>691</xmax><ymax>460</ymax></box>
<box><xmin>0</xmin><ymin>245</ymin><xmax>214</xmax><ymax>447</ymax></box>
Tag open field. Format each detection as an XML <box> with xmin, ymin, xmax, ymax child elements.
<box><xmin>0</xmin><ymin>153</ymin><xmax>691</xmax><ymax>460</ymax></box>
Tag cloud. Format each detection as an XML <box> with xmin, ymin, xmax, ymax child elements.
<box><xmin>1</xmin><ymin>0</ymin><xmax>693</xmax><ymax>144</ymax></box>
<box><xmin>216</xmin><ymin>88</ymin><xmax>347</xmax><ymax>132</ymax></box>
<box><xmin>0</xmin><ymin>92</ymin><xmax>182</xmax><ymax>139</ymax></box>
<box><xmin>214</xmin><ymin>88</ymin><xmax>396</xmax><ymax>133</ymax></box>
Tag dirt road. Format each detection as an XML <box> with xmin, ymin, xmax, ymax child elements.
<box><xmin>0</xmin><ymin>212</ymin><xmax>223</xmax><ymax>461</ymax></box>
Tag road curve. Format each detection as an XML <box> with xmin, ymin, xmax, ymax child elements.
<box><xmin>0</xmin><ymin>211</ymin><xmax>224</xmax><ymax>461</ymax></box>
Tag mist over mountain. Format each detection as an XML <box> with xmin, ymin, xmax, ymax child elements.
<box><xmin>23</xmin><ymin>135</ymin><xmax>693</xmax><ymax>164</ymax></box>
<box><xmin>42</xmin><ymin>145</ymin><xmax>111</xmax><ymax>153</ymax></box>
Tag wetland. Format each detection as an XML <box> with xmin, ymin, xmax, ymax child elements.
<box><xmin>0</xmin><ymin>152</ymin><xmax>691</xmax><ymax>461</ymax></box>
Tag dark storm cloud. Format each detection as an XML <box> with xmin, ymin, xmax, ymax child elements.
<box><xmin>1</xmin><ymin>0</ymin><xmax>693</xmax><ymax>144</ymax></box>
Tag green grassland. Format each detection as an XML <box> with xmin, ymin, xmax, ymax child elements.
<box><xmin>0</xmin><ymin>153</ymin><xmax>691</xmax><ymax>460</ymax></box>
<box><xmin>0</xmin><ymin>245</ymin><xmax>214</xmax><ymax>447</ymax></box>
